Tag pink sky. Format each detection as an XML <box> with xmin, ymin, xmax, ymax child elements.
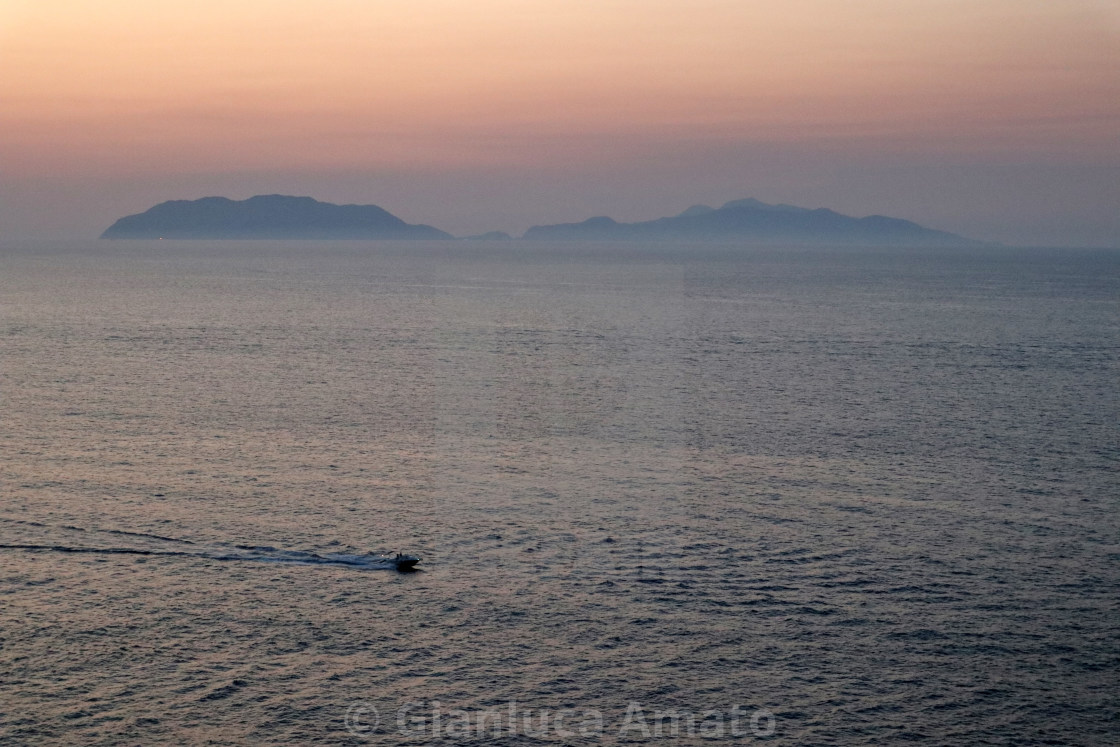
<box><xmin>2</xmin><ymin>0</ymin><xmax>1118</xmax><ymax>244</ymax></box>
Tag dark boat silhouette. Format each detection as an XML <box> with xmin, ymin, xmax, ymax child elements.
<box><xmin>390</xmin><ymin>553</ymin><xmax>420</xmax><ymax>571</ymax></box>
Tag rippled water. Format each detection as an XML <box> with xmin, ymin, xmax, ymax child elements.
<box><xmin>1</xmin><ymin>240</ymin><xmax>1117</xmax><ymax>745</ymax></box>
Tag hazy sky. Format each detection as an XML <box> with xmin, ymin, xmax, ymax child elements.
<box><xmin>2</xmin><ymin>0</ymin><xmax>1118</xmax><ymax>244</ymax></box>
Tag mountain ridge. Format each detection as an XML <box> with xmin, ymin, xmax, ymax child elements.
<box><xmin>523</xmin><ymin>198</ymin><xmax>981</xmax><ymax>245</ymax></box>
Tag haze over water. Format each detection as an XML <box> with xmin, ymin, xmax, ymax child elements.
<box><xmin>1</xmin><ymin>240</ymin><xmax>1117</xmax><ymax>745</ymax></box>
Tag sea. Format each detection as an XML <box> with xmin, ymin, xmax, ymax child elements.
<box><xmin>1</xmin><ymin>239</ymin><xmax>1117</xmax><ymax>745</ymax></box>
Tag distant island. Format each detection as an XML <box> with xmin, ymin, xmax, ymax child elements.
<box><xmin>523</xmin><ymin>198</ymin><xmax>980</xmax><ymax>245</ymax></box>
<box><xmin>100</xmin><ymin>195</ymin><xmax>452</xmax><ymax>240</ymax></box>
<box><xmin>102</xmin><ymin>194</ymin><xmax>983</xmax><ymax>245</ymax></box>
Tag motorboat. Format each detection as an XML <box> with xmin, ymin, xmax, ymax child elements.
<box><xmin>391</xmin><ymin>553</ymin><xmax>420</xmax><ymax>571</ymax></box>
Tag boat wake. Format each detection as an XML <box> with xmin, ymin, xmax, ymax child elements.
<box><xmin>0</xmin><ymin>517</ymin><xmax>415</xmax><ymax>571</ymax></box>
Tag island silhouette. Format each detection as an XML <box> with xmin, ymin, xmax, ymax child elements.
<box><xmin>524</xmin><ymin>198</ymin><xmax>980</xmax><ymax>245</ymax></box>
<box><xmin>101</xmin><ymin>195</ymin><xmax>981</xmax><ymax>245</ymax></box>
<box><xmin>100</xmin><ymin>195</ymin><xmax>452</xmax><ymax>240</ymax></box>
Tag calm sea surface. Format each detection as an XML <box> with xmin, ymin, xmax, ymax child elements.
<box><xmin>1</xmin><ymin>240</ymin><xmax>1117</xmax><ymax>745</ymax></box>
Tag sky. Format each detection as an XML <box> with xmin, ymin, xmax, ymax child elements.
<box><xmin>1</xmin><ymin>0</ymin><xmax>1118</xmax><ymax>245</ymax></box>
